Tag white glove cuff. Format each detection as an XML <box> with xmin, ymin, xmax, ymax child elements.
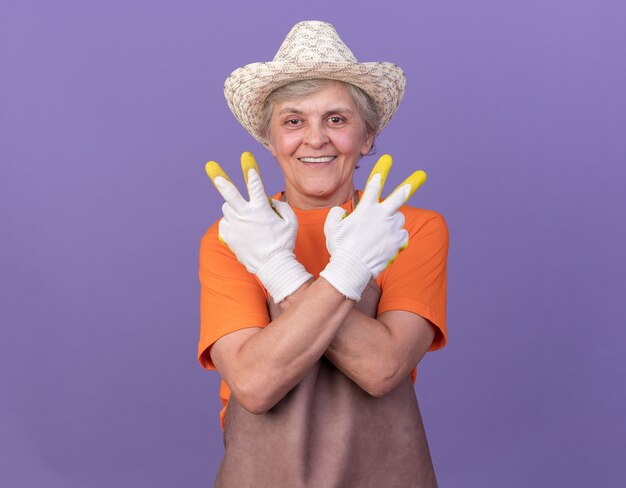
<box><xmin>319</xmin><ymin>250</ymin><xmax>372</xmax><ymax>301</ymax></box>
<box><xmin>256</xmin><ymin>251</ymin><xmax>312</xmax><ymax>303</ymax></box>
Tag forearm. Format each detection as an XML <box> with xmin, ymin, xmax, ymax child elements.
<box><xmin>324</xmin><ymin>307</ymin><xmax>436</xmax><ymax>397</ymax></box>
<box><xmin>323</xmin><ymin>307</ymin><xmax>398</xmax><ymax>396</ymax></box>
<box><xmin>276</xmin><ymin>278</ymin><xmax>406</xmax><ymax>397</ymax></box>
<box><xmin>237</xmin><ymin>277</ymin><xmax>354</xmax><ymax>412</ymax></box>
<box><xmin>278</xmin><ymin>281</ymin><xmax>403</xmax><ymax>397</ymax></box>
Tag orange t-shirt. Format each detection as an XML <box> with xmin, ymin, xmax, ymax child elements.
<box><xmin>198</xmin><ymin>193</ymin><xmax>449</xmax><ymax>429</ymax></box>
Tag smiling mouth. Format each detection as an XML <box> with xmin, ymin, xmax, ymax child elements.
<box><xmin>298</xmin><ymin>156</ymin><xmax>336</xmax><ymax>163</ymax></box>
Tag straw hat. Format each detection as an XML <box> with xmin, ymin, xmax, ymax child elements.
<box><xmin>224</xmin><ymin>20</ymin><xmax>406</xmax><ymax>147</ymax></box>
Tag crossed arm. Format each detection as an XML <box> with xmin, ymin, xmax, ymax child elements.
<box><xmin>209</xmin><ymin>278</ymin><xmax>435</xmax><ymax>414</ymax></box>
<box><xmin>206</xmin><ymin>152</ymin><xmax>434</xmax><ymax>414</ymax></box>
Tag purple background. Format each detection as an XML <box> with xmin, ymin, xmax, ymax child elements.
<box><xmin>2</xmin><ymin>1</ymin><xmax>625</xmax><ymax>486</ymax></box>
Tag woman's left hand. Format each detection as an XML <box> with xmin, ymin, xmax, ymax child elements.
<box><xmin>320</xmin><ymin>154</ymin><xmax>427</xmax><ymax>301</ymax></box>
<box><xmin>205</xmin><ymin>152</ymin><xmax>312</xmax><ymax>303</ymax></box>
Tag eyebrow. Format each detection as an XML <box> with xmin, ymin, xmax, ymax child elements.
<box><xmin>277</xmin><ymin>107</ymin><xmax>355</xmax><ymax>116</ymax></box>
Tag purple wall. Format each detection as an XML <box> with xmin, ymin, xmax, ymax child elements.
<box><xmin>2</xmin><ymin>1</ymin><xmax>625</xmax><ymax>486</ymax></box>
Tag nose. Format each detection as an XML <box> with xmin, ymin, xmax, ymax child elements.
<box><xmin>303</xmin><ymin>120</ymin><xmax>329</xmax><ymax>148</ymax></box>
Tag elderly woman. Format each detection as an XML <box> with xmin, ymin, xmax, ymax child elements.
<box><xmin>198</xmin><ymin>21</ymin><xmax>448</xmax><ymax>488</ymax></box>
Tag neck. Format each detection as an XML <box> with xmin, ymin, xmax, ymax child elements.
<box><xmin>283</xmin><ymin>186</ymin><xmax>355</xmax><ymax>210</ymax></box>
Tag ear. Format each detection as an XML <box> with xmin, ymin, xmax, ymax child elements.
<box><xmin>360</xmin><ymin>132</ymin><xmax>375</xmax><ymax>156</ymax></box>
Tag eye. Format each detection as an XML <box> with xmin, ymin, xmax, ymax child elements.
<box><xmin>285</xmin><ymin>118</ymin><xmax>302</xmax><ymax>126</ymax></box>
<box><xmin>328</xmin><ymin>116</ymin><xmax>345</xmax><ymax>125</ymax></box>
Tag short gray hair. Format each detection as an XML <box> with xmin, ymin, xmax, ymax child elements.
<box><xmin>258</xmin><ymin>79</ymin><xmax>380</xmax><ymax>145</ymax></box>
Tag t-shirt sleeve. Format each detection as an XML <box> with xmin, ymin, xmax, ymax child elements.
<box><xmin>377</xmin><ymin>209</ymin><xmax>449</xmax><ymax>351</ymax></box>
<box><xmin>197</xmin><ymin>222</ymin><xmax>270</xmax><ymax>369</ymax></box>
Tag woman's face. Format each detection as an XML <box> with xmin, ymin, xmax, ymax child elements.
<box><xmin>267</xmin><ymin>81</ymin><xmax>374</xmax><ymax>209</ymax></box>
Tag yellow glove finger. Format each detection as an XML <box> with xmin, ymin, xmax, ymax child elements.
<box><xmin>205</xmin><ymin>160</ymin><xmax>233</xmax><ymax>186</ymax></box>
<box><xmin>241</xmin><ymin>151</ymin><xmax>281</xmax><ymax>214</ymax></box>
<box><xmin>386</xmin><ymin>170</ymin><xmax>428</xmax><ymax>205</ymax></box>
<box><xmin>240</xmin><ymin>151</ymin><xmax>260</xmax><ymax>187</ymax></box>
<box><xmin>241</xmin><ymin>151</ymin><xmax>269</xmax><ymax>204</ymax></box>
<box><xmin>205</xmin><ymin>160</ymin><xmax>247</xmax><ymax>211</ymax></box>
<box><xmin>363</xmin><ymin>154</ymin><xmax>393</xmax><ymax>202</ymax></box>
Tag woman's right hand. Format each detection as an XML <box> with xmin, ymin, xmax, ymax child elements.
<box><xmin>320</xmin><ymin>155</ymin><xmax>427</xmax><ymax>301</ymax></box>
<box><xmin>206</xmin><ymin>152</ymin><xmax>312</xmax><ymax>303</ymax></box>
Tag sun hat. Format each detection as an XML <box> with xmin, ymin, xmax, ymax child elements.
<box><xmin>224</xmin><ymin>20</ymin><xmax>406</xmax><ymax>147</ymax></box>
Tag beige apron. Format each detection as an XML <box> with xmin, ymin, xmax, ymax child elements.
<box><xmin>215</xmin><ymin>279</ymin><xmax>438</xmax><ymax>488</ymax></box>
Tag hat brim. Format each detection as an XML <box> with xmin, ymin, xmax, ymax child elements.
<box><xmin>224</xmin><ymin>61</ymin><xmax>406</xmax><ymax>147</ymax></box>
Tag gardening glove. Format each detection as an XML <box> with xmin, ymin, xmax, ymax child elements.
<box><xmin>319</xmin><ymin>154</ymin><xmax>427</xmax><ymax>301</ymax></box>
<box><xmin>205</xmin><ymin>152</ymin><xmax>312</xmax><ymax>303</ymax></box>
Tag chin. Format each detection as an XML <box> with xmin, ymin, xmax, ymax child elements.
<box><xmin>303</xmin><ymin>185</ymin><xmax>337</xmax><ymax>198</ymax></box>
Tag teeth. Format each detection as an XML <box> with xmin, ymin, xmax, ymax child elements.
<box><xmin>299</xmin><ymin>156</ymin><xmax>335</xmax><ymax>163</ymax></box>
